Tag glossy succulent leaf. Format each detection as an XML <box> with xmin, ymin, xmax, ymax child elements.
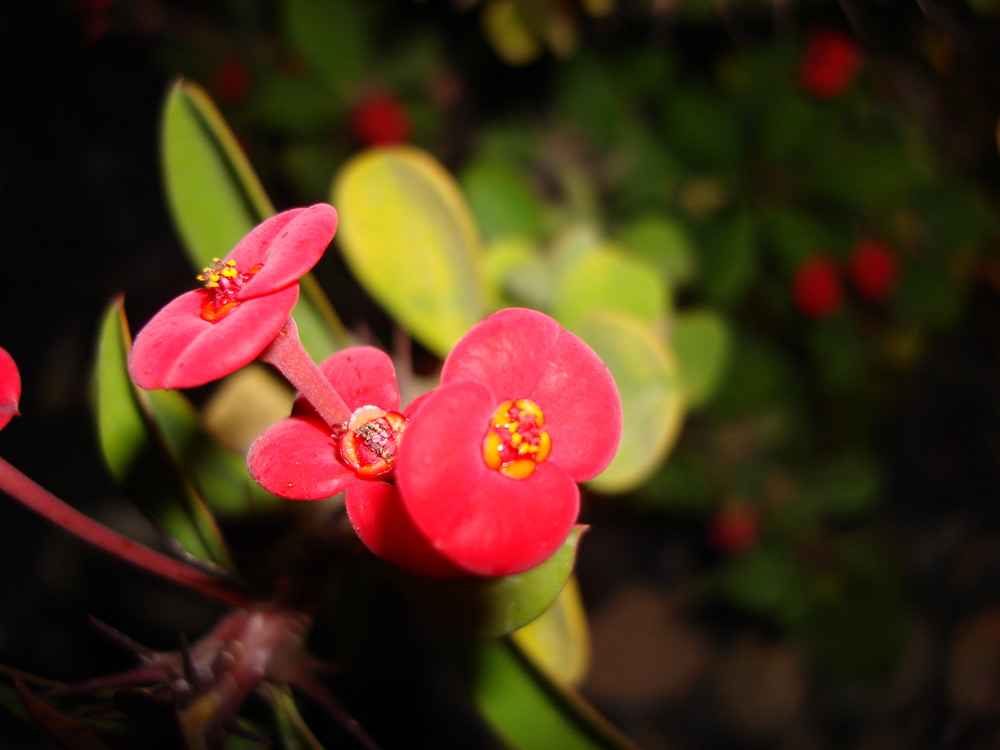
<box><xmin>469</xmin><ymin>637</ymin><xmax>640</xmax><ymax>750</ymax></box>
<box><xmin>570</xmin><ymin>311</ymin><xmax>684</xmax><ymax>493</ymax></box>
<box><xmin>94</xmin><ymin>298</ymin><xmax>232</xmax><ymax>567</ymax></box>
<box><xmin>333</xmin><ymin>146</ymin><xmax>491</xmax><ymax>357</ymax></box>
<box><xmin>395</xmin><ymin>527</ymin><xmax>584</xmax><ymax>638</ymax></box>
<box><xmin>512</xmin><ymin>575</ymin><xmax>589</xmax><ymax>686</ymax></box>
<box><xmin>551</xmin><ymin>243</ymin><xmax>669</xmax><ymax>330</ymax></box>
<box><xmin>671</xmin><ymin>309</ymin><xmax>731</xmax><ymax>409</ymax></box>
<box><xmin>161</xmin><ymin>79</ymin><xmax>348</xmax><ymax>359</ymax></box>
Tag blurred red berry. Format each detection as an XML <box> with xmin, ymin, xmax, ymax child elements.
<box><xmin>708</xmin><ymin>505</ymin><xmax>760</xmax><ymax>556</ymax></box>
<box><xmin>798</xmin><ymin>28</ymin><xmax>861</xmax><ymax>99</ymax></box>
<box><xmin>350</xmin><ymin>93</ymin><xmax>411</xmax><ymax>146</ymax></box>
<box><xmin>212</xmin><ymin>59</ymin><xmax>251</xmax><ymax>104</ymax></box>
<box><xmin>793</xmin><ymin>256</ymin><xmax>843</xmax><ymax>319</ymax></box>
<box><xmin>849</xmin><ymin>237</ymin><xmax>897</xmax><ymax>303</ymax></box>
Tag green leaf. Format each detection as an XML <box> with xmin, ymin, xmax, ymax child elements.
<box><xmin>93</xmin><ymin>298</ymin><xmax>232</xmax><ymax>568</ymax></box>
<box><xmin>484</xmin><ymin>236</ymin><xmax>553</xmax><ymax>310</ymax></box>
<box><xmin>161</xmin><ymin>79</ymin><xmax>274</xmax><ymax>265</ymax></box>
<box><xmin>512</xmin><ymin>575</ymin><xmax>589</xmax><ymax>686</ymax></box>
<box><xmin>332</xmin><ymin>146</ymin><xmax>491</xmax><ymax>356</ymax></box>
<box><xmin>617</xmin><ymin>214</ymin><xmax>696</xmax><ymax>287</ymax></box>
<box><xmin>551</xmin><ymin>243</ymin><xmax>669</xmax><ymax>330</ymax></box>
<box><xmin>697</xmin><ymin>208</ymin><xmax>757</xmax><ymax>306</ymax></box>
<box><xmin>570</xmin><ymin>311</ymin><xmax>684</xmax><ymax>494</ymax></box>
<box><xmin>461</xmin><ymin>159</ymin><xmax>547</xmax><ymax>244</ymax></box>
<box><xmin>469</xmin><ymin>637</ymin><xmax>640</xmax><ymax>750</ymax></box>
<box><xmin>282</xmin><ymin>0</ymin><xmax>372</xmax><ymax>97</ymax></box>
<box><xmin>671</xmin><ymin>309</ymin><xmax>731</xmax><ymax>409</ymax></box>
<box><xmin>394</xmin><ymin>527</ymin><xmax>584</xmax><ymax>638</ymax></box>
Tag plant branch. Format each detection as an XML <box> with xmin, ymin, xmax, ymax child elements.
<box><xmin>259</xmin><ymin>317</ymin><xmax>352</xmax><ymax>428</ymax></box>
<box><xmin>0</xmin><ymin>456</ymin><xmax>248</xmax><ymax>607</ymax></box>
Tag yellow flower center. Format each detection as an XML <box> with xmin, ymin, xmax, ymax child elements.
<box><xmin>196</xmin><ymin>258</ymin><xmax>263</xmax><ymax>322</ymax></box>
<box><xmin>482</xmin><ymin>399</ymin><xmax>551</xmax><ymax>479</ymax></box>
<box><xmin>336</xmin><ymin>405</ymin><xmax>407</xmax><ymax>479</ymax></box>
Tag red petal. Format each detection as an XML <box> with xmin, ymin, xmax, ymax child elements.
<box><xmin>397</xmin><ymin>381</ymin><xmax>580</xmax><ymax>576</ymax></box>
<box><xmin>128</xmin><ymin>285</ymin><xmax>299</xmax><ymax>390</ymax></box>
<box><xmin>529</xmin><ymin>326</ymin><xmax>622</xmax><ymax>481</ymax></box>
<box><xmin>345</xmin><ymin>480</ymin><xmax>466</xmax><ymax>577</ymax></box>
<box><xmin>317</xmin><ymin>347</ymin><xmax>400</xmax><ymax>411</ymax></box>
<box><xmin>441</xmin><ymin>308</ymin><xmax>562</xmax><ymax>395</ymax></box>
<box><xmin>247</xmin><ymin>414</ymin><xmax>351</xmax><ymax>500</ymax></box>
<box><xmin>235</xmin><ymin>204</ymin><xmax>338</xmax><ymax>299</ymax></box>
<box><xmin>0</xmin><ymin>347</ymin><xmax>21</xmax><ymax>432</ymax></box>
<box><xmin>442</xmin><ymin>308</ymin><xmax>621</xmax><ymax>481</ymax></box>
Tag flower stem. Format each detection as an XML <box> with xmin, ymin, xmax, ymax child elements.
<box><xmin>0</xmin><ymin>456</ymin><xmax>248</xmax><ymax>607</ymax></box>
<box><xmin>259</xmin><ymin>317</ymin><xmax>352</xmax><ymax>428</ymax></box>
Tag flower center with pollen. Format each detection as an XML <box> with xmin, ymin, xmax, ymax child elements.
<box><xmin>197</xmin><ymin>258</ymin><xmax>263</xmax><ymax>322</ymax></box>
<box><xmin>336</xmin><ymin>405</ymin><xmax>407</xmax><ymax>479</ymax></box>
<box><xmin>482</xmin><ymin>398</ymin><xmax>551</xmax><ymax>479</ymax></box>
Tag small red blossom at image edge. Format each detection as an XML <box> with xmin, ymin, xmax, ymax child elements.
<box><xmin>798</xmin><ymin>28</ymin><xmax>861</xmax><ymax>99</ymax></box>
<box><xmin>849</xmin><ymin>237</ymin><xmax>898</xmax><ymax>303</ymax></box>
<box><xmin>127</xmin><ymin>204</ymin><xmax>337</xmax><ymax>391</ymax></box>
<box><xmin>0</xmin><ymin>347</ymin><xmax>21</xmax><ymax>432</ymax></box>
<box><xmin>350</xmin><ymin>93</ymin><xmax>412</xmax><ymax>146</ymax></box>
<box><xmin>708</xmin><ymin>505</ymin><xmax>760</xmax><ymax>556</ymax></box>
<box><xmin>794</xmin><ymin>256</ymin><xmax>843</xmax><ymax>319</ymax></box>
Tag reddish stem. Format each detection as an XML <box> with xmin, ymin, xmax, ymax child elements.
<box><xmin>0</xmin><ymin>456</ymin><xmax>248</xmax><ymax>608</ymax></box>
<box><xmin>259</xmin><ymin>317</ymin><xmax>351</xmax><ymax>428</ymax></box>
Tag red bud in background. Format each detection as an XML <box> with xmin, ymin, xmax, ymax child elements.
<box><xmin>849</xmin><ymin>237</ymin><xmax>897</xmax><ymax>303</ymax></box>
<box><xmin>793</xmin><ymin>256</ymin><xmax>843</xmax><ymax>319</ymax></box>
<box><xmin>350</xmin><ymin>93</ymin><xmax>412</xmax><ymax>146</ymax></box>
<box><xmin>798</xmin><ymin>28</ymin><xmax>861</xmax><ymax>99</ymax></box>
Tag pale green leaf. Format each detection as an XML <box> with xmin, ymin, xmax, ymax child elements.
<box><xmin>332</xmin><ymin>146</ymin><xmax>491</xmax><ymax>356</ymax></box>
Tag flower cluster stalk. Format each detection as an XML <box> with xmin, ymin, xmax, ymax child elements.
<box><xmin>0</xmin><ymin>456</ymin><xmax>248</xmax><ymax>607</ymax></box>
<box><xmin>259</xmin><ymin>317</ymin><xmax>352</xmax><ymax>428</ymax></box>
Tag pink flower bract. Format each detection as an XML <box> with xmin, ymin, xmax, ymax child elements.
<box><xmin>0</xmin><ymin>347</ymin><xmax>21</xmax><ymax>432</ymax></box>
<box><xmin>248</xmin><ymin>346</ymin><xmax>463</xmax><ymax>577</ymax></box>
<box><xmin>387</xmin><ymin>308</ymin><xmax>622</xmax><ymax>577</ymax></box>
<box><xmin>128</xmin><ymin>204</ymin><xmax>337</xmax><ymax>390</ymax></box>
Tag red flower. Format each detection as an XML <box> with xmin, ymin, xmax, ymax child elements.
<box><xmin>248</xmin><ymin>346</ymin><xmax>462</xmax><ymax>577</ymax></box>
<box><xmin>350</xmin><ymin>93</ymin><xmax>411</xmax><ymax>146</ymax></box>
<box><xmin>793</xmin><ymin>255</ymin><xmax>842</xmax><ymax>319</ymax></box>
<box><xmin>0</xmin><ymin>347</ymin><xmax>20</xmax><ymax>432</ymax></box>
<box><xmin>350</xmin><ymin>308</ymin><xmax>622</xmax><ymax>578</ymax></box>
<box><xmin>708</xmin><ymin>505</ymin><xmax>760</xmax><ymax>556</ymax></box>
<box><xmin>129</xmin><ymin>204</ymin><xmax>337</xmax><ymax>391</ymax></box>
<box><xmin>212</xmin><ymin>58</ymin><xmax>252</xmax><ymax>104</ymax></box>
<box><xmin>849</xmin><ymin>237</ymin><xmax>897</xmax><ymax>303</ymax></box>
<box><xmin>798</xmin><ymin>28</ymin><xmax>861</xmax><ymax>99</ymax></box>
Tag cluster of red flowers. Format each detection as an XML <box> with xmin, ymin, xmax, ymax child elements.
<box><xmin>128</xmin><ymin>205</ymin><xmax>622</xmax><ymax>578</ymax></box>
<box><xmin>792</xmin><ymin>238</ymin><xmax>899</xmax><ymax>319</ymax></box>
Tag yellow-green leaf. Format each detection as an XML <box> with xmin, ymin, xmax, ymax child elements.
<box><xmin>671</xmin><ymin>309</ymin><xmax>731</xmax><ymax>409</ymax></box>
<box><xmin>394</xmin><ymin>527</ymin><xmax>584</xmax><ymax>639</ymax></box>
<box><xmin>571</xmin><ymin>311</ymin><xmax>685</xmax><ymax>493</ymax></box>
<box><xmin>332</xmin><ymin>146</ymin><xmax>491</xmax><ymax>357</ymax></box>
<box><xmin>470</xmin><ymin>637</ymin><xmax>640</xmax><ymax>750</ymax></box>
<box><xmin>93</xmin><ymin>298</ymin><xmax>231</xmax><ymax>567</ymax></box>
<box><xmin>512</xmin><ymin>575</ymin><xmax>590</xmax><ymax>686</ymax></box>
